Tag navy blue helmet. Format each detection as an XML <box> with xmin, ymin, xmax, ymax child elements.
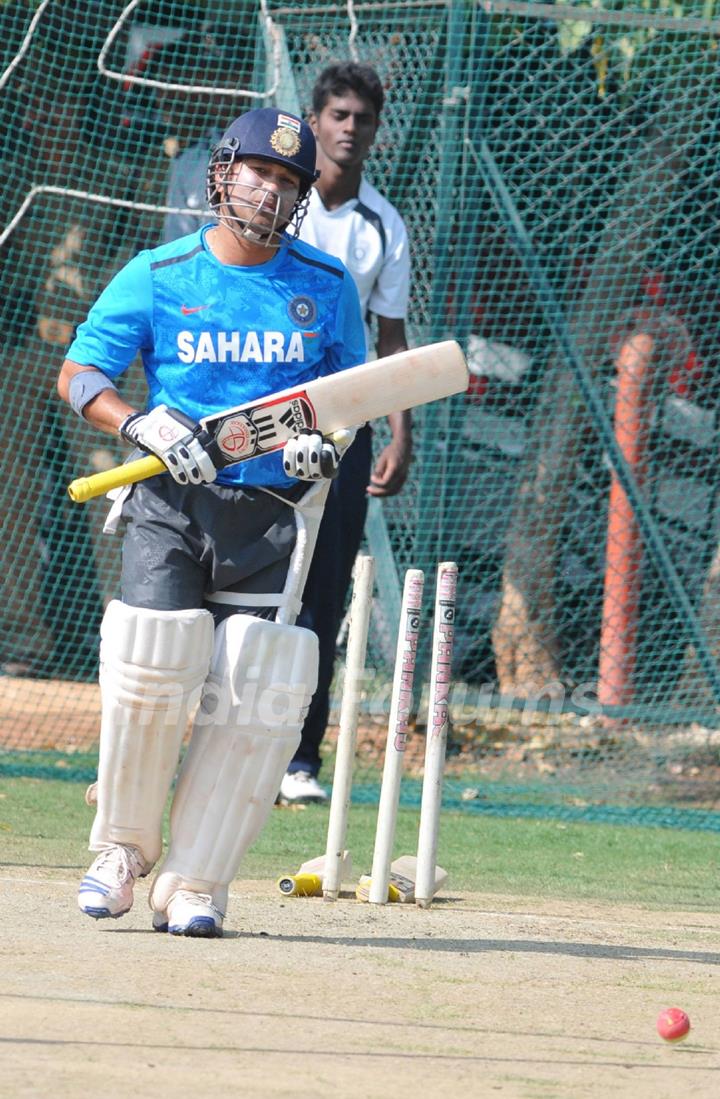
<box><xmin>206</xmin><ymin>107</ymin><xmax>319</xmax><ymax>245</ymax></box>
<box><xmin>209</xmin><ymin>108</ymin><xmax>319</xmax><ymax>196</ymax></box>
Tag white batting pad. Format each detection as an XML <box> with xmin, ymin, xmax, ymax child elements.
<box><xmin>89</xmin><ymin>600</ymin><xmax>215</xmax><ymax>866</ymax></box>
<box><xmin>150</xmin><ymin>613</ymin><xmax>319</xmax><ymax>909</ymax></box>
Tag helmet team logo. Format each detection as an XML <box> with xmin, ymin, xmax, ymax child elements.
<box><xmin>214</xmin><ymin>394</ymin><xmax>316</xmax><ymax>462</ymax></box>
<box><xmin>277</xmin><ymin>114</ymin><xmax>301</xmax><ymax>133</ymax></box>
<box><xmin>270</xmin><ymin>125</ymin><xmax>302</xmax><ymax>158</ymax></box>
<box><xmin>288</xmin><ymin>295</ymin><xmax>317</xmax><ymax>326</ymax></box>
<box><xmin>208</xmin><ymin>109</ymin><xmax>319</xmax><ymax>233</ymax></box>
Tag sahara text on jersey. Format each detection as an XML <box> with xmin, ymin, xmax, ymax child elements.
<box><xmin>176</xmin><ymin>329</ymin><xmax>308</xmax><ymax>364</ymax></box>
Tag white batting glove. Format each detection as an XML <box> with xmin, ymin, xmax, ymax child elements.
<box><xmin>120</xmin><ymin>404</ymin><xmax>218</xmax><ymax>486</ymax></box>
<box><xmin>283</xmin><ymin>427</ymin><xmax>357</xmax><ymax>481</ymax></box>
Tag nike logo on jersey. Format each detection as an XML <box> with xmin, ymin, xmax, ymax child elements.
<box><xmin>181</xmin><ymin>304</ymin><xmax>211</xmax><ymax>315</ymax></box>
<box><xmin>177</xmin><ymin>329</ymin><xmax>306</xmax><ymax>364</ymax></box>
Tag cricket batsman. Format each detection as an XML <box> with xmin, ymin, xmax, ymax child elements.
<box><xmin>56</xmin><ymin>107</ymin><xmax>366</xmax><ymax>937</ymax></box>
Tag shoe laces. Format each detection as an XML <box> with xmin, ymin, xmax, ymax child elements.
<box><xmin>173</xmin><ymin>889</ymin><xmax>225</xmax><ymax>919</ymax></box>
<box><xmin>93</xmin><ymin>844</ymin><xmax>145</xmax><ymax>884</ymax></box>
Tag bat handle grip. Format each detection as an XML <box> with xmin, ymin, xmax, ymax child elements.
<box><xmin>67</xmin><ymin>455</ymin><xmax>166</xmax><ymax>502</ymax></box>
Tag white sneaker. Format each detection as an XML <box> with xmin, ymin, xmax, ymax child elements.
<box><xmin>278</xmin><ymin>770</ymin><xmax>328</xmax><ymax>805</ymax></box>
<box><xmin>152</xmin><ymin>889</ymin><xmax>224</xmax><ymax>938</ymax></box>
<box><xmin>78</xmin><ymin>844</ymin><xmax>148</xmax><ymax>920</ymax></box>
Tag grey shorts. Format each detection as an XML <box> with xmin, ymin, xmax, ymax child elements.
<box><xmin>118</xmin><ymin>476</ymin><xmax>307</xmax><ymax>621</ymax></box>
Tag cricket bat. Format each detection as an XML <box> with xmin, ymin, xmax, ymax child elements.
<box><xmin>67</xmin><ymin>340</ymin><xmax>468</xmax><ymax>502</ymax></box>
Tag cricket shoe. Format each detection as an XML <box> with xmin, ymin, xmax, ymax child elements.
<box><xmin>152</xmin><ymin>889</ymin><xmax>224</xmax><ymax>938</ymax></box>
<box><xmin>78</xmin><ymin>844</ymin><xmax>149</xmax><ymax>920</ymax></box>
<box><xmin>278</xmin><ymin>770</ymin><xmax>328</xmax><ymax>805</ymax></box>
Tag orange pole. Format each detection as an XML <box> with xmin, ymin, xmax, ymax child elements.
<box><xmin>598</xmin><ymin>331</ymin><xmax>654</xmax><ymax>711</ymax></box>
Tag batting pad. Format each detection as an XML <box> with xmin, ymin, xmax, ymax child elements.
<box><xmin>150</xmin><ymin>614</ymin><xmax>319</xmax><ymax>909</ymax></box>
<box><xmin>89</xmin><ymin>601</ymin><xmax>215</xmax><ymax>866</ymax></box>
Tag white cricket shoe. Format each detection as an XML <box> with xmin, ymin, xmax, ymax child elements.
<box><xmin>152</xmin><ymin>889</ymin><xmax>224</xmax><ymax>938</ymax></box>
<box><xmin>278</xmin><ymin>770</ymin><xmax>328</xmax><ymax>805</ymax></box>
<box><xmin>78</xmin><ymin>844</ymin><xmax>148</xmax><ymax>920</ymax></box>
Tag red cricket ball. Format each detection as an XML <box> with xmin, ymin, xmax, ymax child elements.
<box><xmin>656</xmin><ymin>1007</ymin><xmax>691</xmax><ymax>1042</ymax></box>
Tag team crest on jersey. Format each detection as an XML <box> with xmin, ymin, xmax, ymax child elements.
<box><xmin>270</xmin><ymin>125</ymin><xmax>302</xmax><ymax>158</ymax></box>
<box><xmin>287</xmin><ymin>295</ymin><xmax>317</xmax><ymax>326</ymax></box>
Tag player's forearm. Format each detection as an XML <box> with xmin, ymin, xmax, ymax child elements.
<box><xmin>387</xmin><ymin>409</ymin><xmax>412</xmax><ymax>448</ymax></box>
<box><xmin>80</xmin><ymin>389</ymin><xmax>137</xmax><ymax>435</ymax></box>
<box><xmin>57</xmin><ymin>359</ymin><xmax>136</xmax><ymax>435</ymax></box>
<box><xmin>376</xmin><ymin>328</ymin><xmax>407</xmax><ymax>362</ymax></box>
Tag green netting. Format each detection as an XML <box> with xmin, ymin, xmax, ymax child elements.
<box><xmin>2</xmin><ymin>0</ymin><xmax>720</xmax><ymax>824</ymax></box>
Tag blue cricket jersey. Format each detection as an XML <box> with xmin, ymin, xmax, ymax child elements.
<box><xmin>67</xmin><ymin>225</ymin><xmax>367</xmax><ymax>487</ymax></box>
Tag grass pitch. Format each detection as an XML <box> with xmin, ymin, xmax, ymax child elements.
<box><xmin>1</xmin><ymin>776</ymin><xmax>717</xmax><ymax>910</ymax></box>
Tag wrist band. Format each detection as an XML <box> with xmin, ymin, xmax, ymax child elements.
<box><xmin>69</xmin><ymin>369</ymin><xmax>118</xmax><ymax>418</ymax></box>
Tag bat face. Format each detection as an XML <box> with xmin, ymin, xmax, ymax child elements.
<box><xmin>209</xmin><ymin>390</ymin><xmax>318</xmax><ymax>465</ymax></box>
<box><xmin>203</xmin><ymin>338</ymin><xmax>469</xmax><ymax>468</ymax></box>
<box><xmin>67</xmin><ymin>341</ymin><xmax>469</xmax><ymax>503</ymax></box>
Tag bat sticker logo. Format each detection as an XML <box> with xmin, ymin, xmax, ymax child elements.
<box><xmin>278</xmin><ymin>398</ymin><xmax>315</xmax><ymax>433</ymax></box>
<box><xmin>212</xmin><ymin>395</ymin><xmax>317</xmax><ymax>462</ymax></box>
<box><xmin>215</xmin><ymin>414</ymin><xmax>258</xmax><ymax>459</ymax></box>
<box><xmin>253</xmin><ymin>411</ymin><xmax>282</xmax><ymax>445</ymax></box>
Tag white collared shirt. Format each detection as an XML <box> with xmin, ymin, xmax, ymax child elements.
<box><xmin>300</xmin><ymin>179</ymin><xmax>410</xmax><ymax>339</ymax></box>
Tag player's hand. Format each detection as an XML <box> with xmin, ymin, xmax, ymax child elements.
<box><xmin>119</xmin><ymin>405</ymin><xmax>218</xmax><ymax>486</ymax></box>
<box><xmin>283</xmin><ymin>428</ymin><xmax>356</xmax><ymax>481</ymax></box>
<box><xmin>367</xmin><ymin>438</ymin><xmax>412</xmax><ymax>497</ymax></box>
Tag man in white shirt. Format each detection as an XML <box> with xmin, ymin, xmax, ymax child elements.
<box><xmin>279</xmin><ymin>62</ymin><xmax>413</xmax><ymax>804</ymax></box>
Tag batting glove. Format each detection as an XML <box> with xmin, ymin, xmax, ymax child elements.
<box><xmin>283</xmin><ymin>427</ymin><xmax>357</xmax><ymax>481</ymax></box>
<box><xmin>120</xmin><ymin>404</ymin><xmax>218</xmax><ymax>486</ymax></box>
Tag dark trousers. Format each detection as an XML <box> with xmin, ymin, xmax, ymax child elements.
<box><xmin>291</xmin><ymin>425</ymin><xmax>372</xmax><ymax>776</ymax></box>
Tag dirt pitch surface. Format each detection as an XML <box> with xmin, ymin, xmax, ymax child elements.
<box><xmin>1</xmin><ymin>869</ymin><xmax>719</xmax><ymax>1098</ymax></box>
